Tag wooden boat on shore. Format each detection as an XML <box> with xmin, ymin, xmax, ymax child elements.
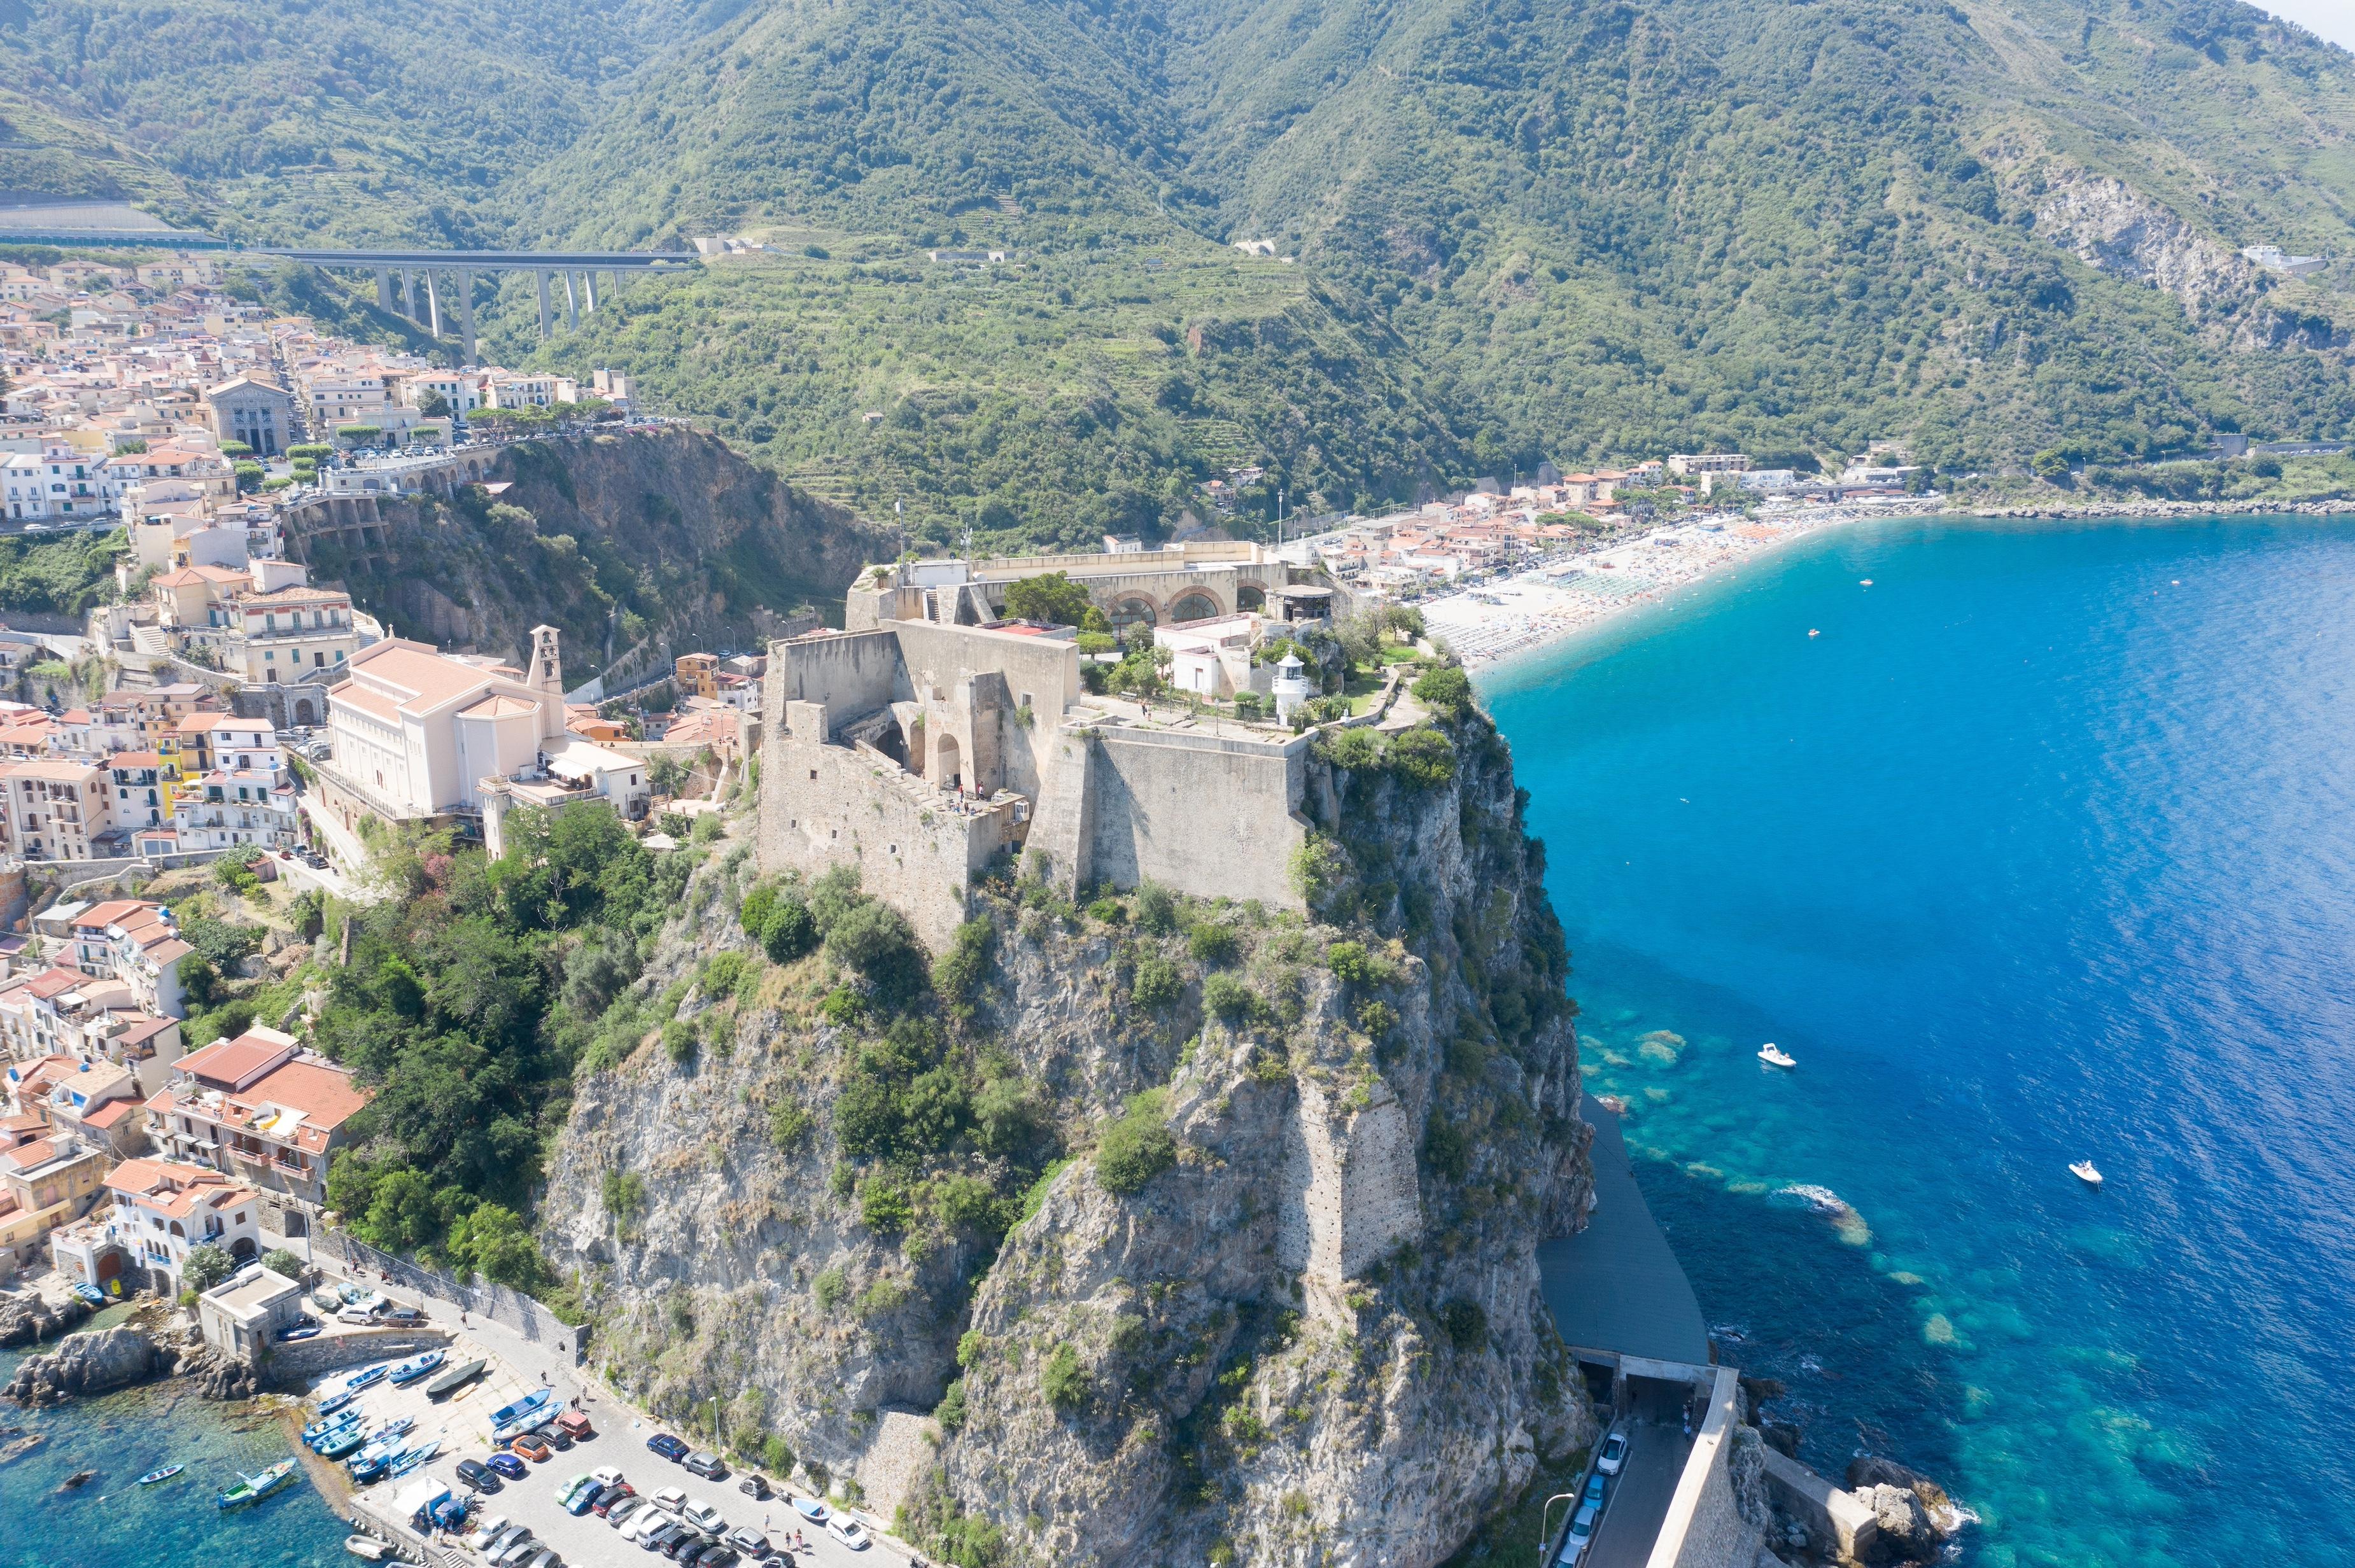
<box><xmin>385</xmin><ymin>1350</ymin><xmax>445</xmax><ymax>1386</ymax></box>
<box><xmin>425</xmin><ymin>1358</ymin><xmax>486</xmax><ymax>1399</ymax></box>
<box><xmin>489</xmin><ymin>1387</ymin><xmax>554</xmax><ymax>1439</ymax></box>
<box><xmin>216</xmin><ymin>1459</ymin><xmax>298</xmax><ymax>1509</ymax></box>
<box><xmin>304</xmin><ymin>1407</ymin><xmax>362</xmax><ymax>1446</ymax></box>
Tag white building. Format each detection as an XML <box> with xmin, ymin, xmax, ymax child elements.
<box><xmin>53</xmin><ymin>1156</ymin><xmax>262</xmax><ymax>1294</ymax></box>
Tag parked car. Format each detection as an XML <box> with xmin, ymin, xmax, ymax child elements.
<box><xmin>521</xmin><ymin>1551</ymin><xmax>564</xmax><ymax>1568</ymax></box>
<box><xmin>456</xmin><ymin>1459</ymin><xmax>500</xmax><ymax>1492</ymax></box>
<box><xmin>335</xmin><ymin>1303</ymin><xmax>380</xmax><ymax>1325</ymax></box>
<box><xmin>683</xmin><ymin>1452</ymin><xmax>726</xmax><ymax>1480</ymax></box>
<box><xmin>1560</xmin><ymin>1501</ymin><xmax>1601</xmax><ymax>1565</ymax></box>
<box><xmin>736</xmin><ymin>1474</ymin><xmax>771</xmax><ymax>1501</ymax></box>
<box><xmin>509</xmin><ymin>1434</ymin><xmax>554</xmax><ymax>1464</ymax></box>
<box><xmin>594</xmin><ymin>1483</ymin><xmax>636</xmax><ymax>1516</ymax></box>
<box><xmin>465</xmin><ymin>1516</ymin><xmax>512</xmax><ymax>1551</ymax></box>
<box><xmin>826</xmin><ymin>1516</ymin><xmax>870</xmax><ymax>1551</ymax></box>
<box><xmin>1596</xmin><ymin>1430</ymin><xmax>1629</xmax><ymax>1476</ymax></box>
<box><xmin>566</xmin><ymin>1483</ymin><xmax>603</xmax><ymax>1516</ymax></box>
<box><xmin>556</xmin><ymin>1473</ymin><xmax>596</xmax><ymax>1508</ymax></box>
<box><xmin>687</xmin><ymin>1547</ymin><xmax>738</xmax><ymax>1568</ymax></box>
<box><xmin>533</xmin><ymin>1420</ymin><xmax>575</xmax><ymax>1451</ymax></box>
<box><xmin>680</xmin><ymin>1498</ymin><xmax>726</xmax><ymax>1533</ymax></box>
<box><xmin>640</xmin><ymin>1520</ymin><xmax>687</xmax><ymax>1555</ymax></box>
<box><xmin>724</xmin><ymin>1527</ymin><xmax>769</xmax><ymax>1557</ymax></box>
<box><xmin>618</xmin><ymin>1507</ymin><xmax>666</xmax><ymax>1544</ymax></box>
<box><xmin>646</xmin><ymin>1433</ymin><xmax>689</xmax><ymax>1461</ymax></box>
<box><xmin>488</xmin><ymin>1452</ymin><xmax>530</xmax><ymax>1481</ymax></box>
<box><xmin>378</xmin><ymin>1304</ymin><xmax>425</xmax><ymax>1325</ymax></box>
<box><xmin>661</xmin><ymin>1531</ymin><xmax>711</xmax><ymax>1562</ymax></box>
<box><xmin>1582</xmin><ymin>1471</ymin><xmax>1608</xmax><ymax>1511</ymax></box>
<box><xmin>558</xmin><ymin>1408</ymin><xmax>596</xmax><ymax>1440</ymax></box>
<box><xmin>651</xmin><ymin>1485</ymin><xmax>689</xmax><ymax>1515</ymax></box>
<box><xmin>489</xmin><ymin>1527</ymin><xmax>538</xmax><ymax>1567</ymax></box>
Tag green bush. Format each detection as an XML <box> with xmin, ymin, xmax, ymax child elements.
<box><xmin>1186</xmin><ymin>921</ymin><xmax>1238</xmax><ymax>966</ymax></box>
<box><xmin>1440</xmin><ymin>1298</ymin><xmax>1487</xmax><ymax>1351</ymax></box>
<box><xmin>934</xmin><ymin>1378</ymin><xmax>969</xmax><ymax>1431</ymax></box>
<box><xmin>1096</xmin><ymin>1089</ymin><xmax>1176</xmax><ymax>1196</ymax></box>
<box><xmin>931</xmin><ymin>916</ymin><xmax>992</xmax><ymax>1004</ymax></box>
<box><xmin>826</xmin><ymin>899</ymin><xmax>927</xmax><ymax>1007</ymax></box>
<box><xmin>1384</xmin><ymin>725</ymin><xmax>1456</xmax><ymax>788</ymax></box>
<box><xmin>261</xmin><ymin>1247</ymin><xmax>304</xmax><ymax>1279</ymax></box>
<box><xmin>813</xmin><ymin>1266</ymin><xmax>848</xmax><ymax>1310</ymax></box>
<box><xmin>768</xmin><ymin>1099</ymin><xmax>813</xmax><ymax>1150</ymax></box>
<box><xmin>1041</xmin><ymin>1343</ymin><xmax>1088</xmax><ymax>1410</ymax></box>
<box><xmin>663</xmin><ymin>1018</ymin><xmax>697</xmax><ymax>1065</ymax></box>
<box><xmin>1202</xmin><ymin>972</ymin><xmax>1256</xmax><ymax>1025</ymax></box>
<box><xmin>762</xmin><ymin>1434</ymin><xmax>794</xmax><ymax>1478</ymax></box>
<box><xmin>1326</xmin><ymin>941</ymin><xmax>1393</xmax><ymax>987</ymax></box>
<box><xmin>861</xmin><ymin>1177</ymin><xmax>915</xmax><ymax>1233</ymax></box>
<box><xmin>1411</xmin><ymin>664</ymin><xmax>1473</xmax><ymax>717</ymax></box>
<box><xmin>182</xmin><ymin>1243</ymin><xmax>235</xmax><ymax>1293</ymax></box>
<box><xmin>1133</xmin><ymin>881</ymin><xmax>1178</xmax><ymax>935</ymax></box>
<box><xmin>1131</xmin><ymin>955</ymin><xmax>1183</xmax><ymax>1011</ymax></box>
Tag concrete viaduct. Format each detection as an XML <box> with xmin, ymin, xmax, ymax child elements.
<box><xmin>252</xmin><ymin>248</ymin><xmax>699</xmax><ymax>362</ymax></box>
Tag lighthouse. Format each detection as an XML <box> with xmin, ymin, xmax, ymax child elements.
<box><xmin>1272</xmin><ymin>651</ymin><xmax>1314</xmax><ymax>725</ymax></box>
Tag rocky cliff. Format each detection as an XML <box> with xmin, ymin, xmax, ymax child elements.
<box><xmin>308</xmin><ymin>426</ymin><xmax>898</xmax><ymax>687</ymax></box>
<box><xmin>541</xmin><ymin>694</ymin><xmax>1596</xmax><ymax>1566</ymax></box>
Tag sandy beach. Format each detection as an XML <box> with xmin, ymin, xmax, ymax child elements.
<box><xmin>1424</xmin><ymin>496</ymin><xmax>1946</xmax><ymax>668</ymax></box>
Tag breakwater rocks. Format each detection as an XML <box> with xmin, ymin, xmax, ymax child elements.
<box><xmin>0</xmin><ymin>1289</ymin><xmax>92</xmax><ymax>1347</ymax></box>
<box><xmin>1965</xmin><ymin>498</ymin><xmax>2355</xmax><ymax>521</ymax></box>
<box><xmin>4</xmin><ymin>1326</ymin><xmax>164</xmax><ymax>1406</ymax></box>
<box><xmin>1846</xmin><ymin>1453</ymin><xmax>1969</xmax><ymax>1564</ymax></box>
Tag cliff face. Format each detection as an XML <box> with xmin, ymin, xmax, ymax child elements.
<box><xmin>312</xmin><ymin>427</ymin><xmax>897</xmax><ymax>686</ymax></box>
<box><xmin>540</xmin><ymin>699</ymin><xmax>1594</xmax><ymax>1565</ymax></box>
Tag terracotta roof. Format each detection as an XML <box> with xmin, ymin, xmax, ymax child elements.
<box><xmin>82</xmin><ymin>1099</ymin><xmax>138</xmax><ymax>1130</ymax></box>
<box><xmin>103</xmin><ymin>1157</ymin><xmax>257</xmax><ymax>1219</ymax></box>
<box><xmin>108</xmin><ymin>751</ymin><xmax>164</xmax><ymax>769</ymax></box>
<box><xmin>153</xmin><ymin>564</ymin><xmax>250</xmax><ymax>588</ymax></box>
<box><xmin>458</xmin><ymin>693</ymin><xmax>540</xmax><ymax>720</ymax></box>
<box><xmin>6</xmin><ymin>758</ymin><xmax>101</xmax><ymax>783</ymax></box>
<box><xmin>174</xmin><ymin>1030</ymin><xmax>297</xmax><ymax>1088</ymax></box>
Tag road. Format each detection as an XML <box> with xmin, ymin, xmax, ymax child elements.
<box><xmin>1585</xmin><ymin>1414</ymin><xmax>1691</xmax><ymax>1568</ymax></box>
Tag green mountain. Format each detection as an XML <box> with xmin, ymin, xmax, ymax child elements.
<box><xmin>7</xmin><ymin>0</ymin><xmax>2355</xmax><ymax>538</ymax></box>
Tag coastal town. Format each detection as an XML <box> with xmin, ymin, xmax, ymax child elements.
<box><xmin>0</xmin><ymin>246</ymin><xmax>1967</xmax><ymax>1568</ymax></box>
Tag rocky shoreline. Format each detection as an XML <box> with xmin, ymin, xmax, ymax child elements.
<box><xmin>3</xmin><ymin>1312</ymin><xmax>260</xmax><ymax>1408</ymax></box>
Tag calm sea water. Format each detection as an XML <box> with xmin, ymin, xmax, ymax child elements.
<box><xmin>1485</xmin><ymin>515</ymin><xmax>2355</xmax><ymax>1568</ymax></box>
<box><xmin>0</xmin><ymin>1339</ymin><xmax>346</xmax><ymax>1568</ymax></box>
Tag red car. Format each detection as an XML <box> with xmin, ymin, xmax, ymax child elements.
<box><xmin>556</xmin><ymin>1409</ymin><xmax>595</xmax><ymax>1440</ymax></box>
<box><xmin>508</xmin><ymin>1434</ymin><xmax>554</xmax><ymax>1464</ymax></box>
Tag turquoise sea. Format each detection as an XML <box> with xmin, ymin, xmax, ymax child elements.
<box><xmin>0</xmin><ymin>1336</ymin><xmax>346</xmax><ymax>1568</ymax></box>
<box><xmin>1484</xmin><ymin>514</ymin><xmax>2355</xmax><ymax>1568</ymax></box>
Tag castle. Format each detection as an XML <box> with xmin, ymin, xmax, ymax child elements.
<box><xmin>757</xmin><ymin>544</ymin><xmax>1336</xmax><ymax>950</ymax></box>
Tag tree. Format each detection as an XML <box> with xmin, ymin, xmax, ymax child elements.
<box><xmin>262</xmin><ymin>1247</ymin><xmax>305</xmax><ymax>1279</ymax></box>
<box><xmin>1002</xmin><ymin>571</ymin><xmax>1097</xmax><ymax>627</ymax></box>
<box><xmin>1096</xmin><ymin>1090</ymin><xmax>1176</xmax><ymax>1195</ymax></box>
<box><xmin>418</xmin><ymin>389</ymin><xmax>452</xmax><ymax>418</ymax></box>
<box><xmin>182</xmin><ymin>1243</ymin><xmax>235</xmax><ymax>1293</ymax></box>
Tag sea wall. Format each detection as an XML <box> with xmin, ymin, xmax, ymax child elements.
<box><xmin>260</xmin><ymin>1326</ymin><xmax>453</xmax><ymax>1390</ymax></box>
<box><xmin>1656</xmin><ymin>1366</ymin><xmax>1769</xmax><ymax>1568</ymax></box>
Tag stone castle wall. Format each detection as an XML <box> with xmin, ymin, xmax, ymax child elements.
<box><xmin>1278</xmin><ymin>1079</ymin><xmax>1424</xmax><ymax>1320</ymax></box>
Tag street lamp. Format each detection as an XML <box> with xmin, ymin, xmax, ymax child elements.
<box><xmin>1537</xmin><ymin>1492</ymin><xmax>1580</xmax><ymax>1566</ymax></box>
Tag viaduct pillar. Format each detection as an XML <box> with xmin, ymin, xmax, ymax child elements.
<box><xmin>537</xmin><ymin>270</ymin><xmax>554</xmax><ymax>340</ymax></box>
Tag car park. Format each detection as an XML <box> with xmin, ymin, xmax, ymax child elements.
<box><xmin>489</xmin><ymin>1452</ymin><xmax>530</xmax><ymax>1481</ymax></box>
<box><xmin>679</xmin><ymin>1498</ymin><xmax>726</xmax><ymax>1533</ymax></box>
<box><xmin>647</xmin><ymin>1433</ymin><xmax>689</xmax><ymax>1460</ymax></box>
<box><xmin>1597</xmin><ymin>1430</ymin><xmax>1629</xmax><ymax>1476</ymax></box>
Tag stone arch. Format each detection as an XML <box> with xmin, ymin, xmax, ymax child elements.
<box><xmin>933</xmin><ymin>731</ymin><xmax>963</xmax><ymax>794</ymax></box>
<box><xmin>1237</xmin><ymin>584</ymin><xmax>1267</xmax><ymax>613</ymax></box>
<box><xmin>293</xmin><ymin>697</ymin><xmax>316</xmax><ymax>727</ymax></box>
<box><xmin>1111</xmin><ymin>596</ymin><xmax>1158</xmax><ymax>631</ymax></box>
<box><xmin>230</xmin><ymin>1235</ymin><xmax>257</xmax><ymax>1261</ymax></box>
<box><xmin>1169</xmin><ymin>590</ymin><xmax>1223</xmax><ymax>624</ymax></box>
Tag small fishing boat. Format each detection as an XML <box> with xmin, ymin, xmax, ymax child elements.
<box><xmin>315</xmin><ymin>1425</ymin><xmax>372</xmax><ymax>1460</ymax></box>
<box><xmin>313</xmin><ymin>1387</ymin><xmax>358</xmax><ymax>1420</ymax></box>
<box><xmin>425</xmin><ymin>1358</ymin><xmax>487</xmax><ymax>1399</ymax></box>
<box><xmin>136</xmin><ymin>1464</ymin><xmax>185</xmax><ymax>1487</ymax></box>
<box><xmin>489</xmin><ymin>1386</ymin><xmax>555</xmax><ymax>1439</ymax></box>
<box><xmin>344</xmin><ymin>1536</ymin><xmax>390</xmax><ymax>1561</ymax></box>
<box><xmin>388</xmin><ymin>1439</ymin><xmax>440</xmax><ymax>1478</ymax></box>
<box><xmin>339</xmin><ymin>1362</ymin><xmax>390</xmax><ymax>1396</ymax></box>
<box><xmin>216</xmin><ymin>1459</ymin><xmax>298</xmax><ymax>1510</ymax></box>
<box><xmin>304</xmin><ymin>1407</ymin><xmax>362</xmax><ymax>1445</ymax></box>
<box><xmin>2070</xmin><ymin>1160</ymin><xmax>2104</xmax><ymax>1187</ymax></box>
<box><xmin>337</xmin><ymin>1282</ymin><xmax>369</xmax><ymax>1305</ymax></box>
<box><xmin>1758</xmin><ymin>1043</ymin><xmax>1797</xmax><ymax>1068</ymax></box>
<box><xmin>386</xmin><ymin>1350</ymin><xmax>445</xmax><ymax>1387</ymax></box>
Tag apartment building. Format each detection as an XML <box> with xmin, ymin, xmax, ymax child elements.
<box><xmin>144</xmin><ymin>1028</ymin><xmax>369</xmax><ymax>1215</ymax></box>
<box><xmin>53</xmin><ymin>1157</ymin><xmax>262</xmax><ymax>1293</ymax></box>
<box><xmin>1</xmin><ymin>759</ymin><xmax>113</xmax><ymax>860</ymax></box>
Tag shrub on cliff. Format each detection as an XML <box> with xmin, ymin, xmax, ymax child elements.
<box><xmin>1186</xmin><ymin>921</ymin><xmax>1239</xmax><ymax>966</ymax></box>
<box><xmin>932</xmin><ymin>916</ymin><xmax>993</xmax><ymax>1007</ymax></box>
<box><xmin>1411</xmin><ymin>664</ymin><xmax>1473</xmax><ymax>718</ymax></box>
<box><xmin>1132</xmin><ymin>955</ymin><xmax>1183</xmax><ymax>1011</ymax></box>
<box><xmin>826</xmin><ymin>900</ymin><xmax>927</xmax><ymax>1008</ymax></box>
<box><xmin>742</xmin><ymin>880</ymin><xmax>817</xmax><ymax>962</ymax></box>
<box><xmin>1202</xmin><ymin>972</ymin><xmax>1256</xmax><ymax>1025</ymax></box>
<box><xmin>1042</xmin><ymin>1343</ymin><xmax>1090</xmax><ymax>1410</ymax></box>
<box><xmin>1097</xmin><ymin>1089</ymin><xmax>1176</xmax><ymax>1196</ymax></box>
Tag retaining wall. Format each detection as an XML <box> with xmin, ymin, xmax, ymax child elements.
<box><xmin>261</xmin><ymin>1324</ymin><xmax>452</xmax><ymax>1389</ymax></box>
<box><xmin>1649</xmin><ymin>1365</ymin><xmax>1764</xmax><ymax>1568</ymax></box>
<box><xmin>332</xmin><ymin>1234</ymin><xmax>585</xmax><ymax>1364</ymax></box>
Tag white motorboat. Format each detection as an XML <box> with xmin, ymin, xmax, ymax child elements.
<box><xmin>1757</xmin><ymin>1043</ymin><xmax>1797</xmax><ymax>1068</ymax></box>
<box><xmin>2070</xmin><ymin>1160</ymin><xmax>2104</xmax><ymax>1187</ymax></box>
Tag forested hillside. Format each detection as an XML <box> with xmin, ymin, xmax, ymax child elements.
<box><xmin>8</xmin><ymin>0</ymin><xmax>2355</xmax><ymax>535</ymax></box>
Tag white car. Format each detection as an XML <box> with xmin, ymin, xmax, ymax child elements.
<box><xmin>680</xmin><ymin>1498</ymin><xmax>726</xmax><ymax>1532</ymax></box>
<box><xmin>335</xmin><ymin>1303</ymin><xmax>381</xmax><ymax>1325</ymax></box>
<box><xmin>827</xmin><ymin>1515</ymin><xmax>871</xmax><ymax>1551</ymax></box>
<box><xmin>592</xmin><ymin>1464</ymin><xmax>628</xmax><ymax>1489</ymax></box>
<box><xmin>650</xmin><ymin>1485</ymin><xmax>689</xmax><ymax>1515</ymax></box>
<box><xmin>1597</xmin><ymin>1429</ymin><xmax>1629</xmax><ymax>1476</ymax></box>
<box><xmin>619</xmin><ymin>1509</ymin><xmax>664</xmax><ymax>1544</ymax></box>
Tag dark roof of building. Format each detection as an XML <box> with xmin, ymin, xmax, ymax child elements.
<box><xmin>1535</xmin><ymin>1099</ymin><xmax>1712</xmax><ymax>1368</ymax></box>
